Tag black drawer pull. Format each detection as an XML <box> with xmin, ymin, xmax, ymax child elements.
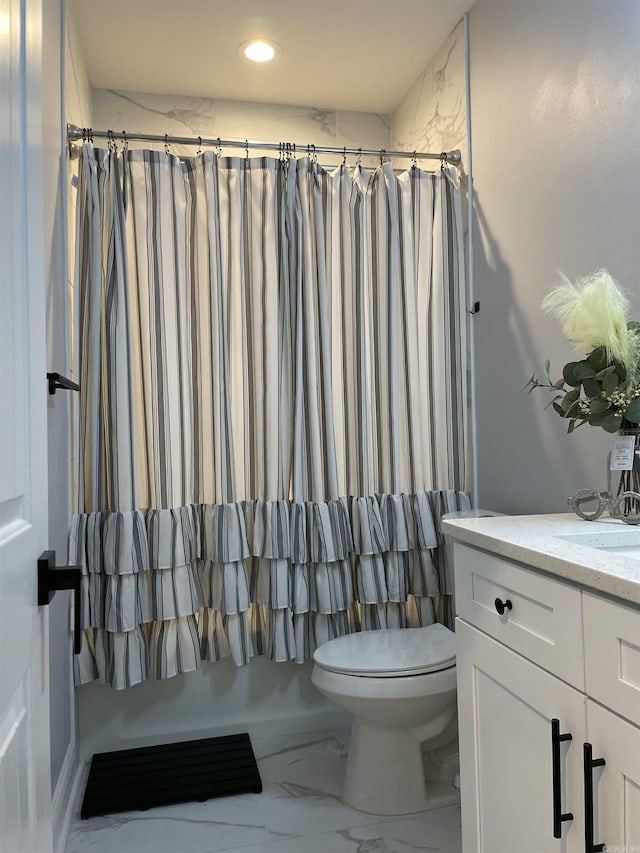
<box><xmin>551</xmin><ymin>718</ymin><xmax>573</xmax><ymax>838</ymax></box>
<box><xmin>494</xmin><ymin>597</ymin><xmax>512</xmax><ymax>615</ymax></box>
<box><xmin>583</xmin><ymin>742</ymin><xmax>606</xmax><ymax>852</ymax></box>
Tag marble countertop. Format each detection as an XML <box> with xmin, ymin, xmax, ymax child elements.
<box><xmin>442</xmin><ymin>512</ymin><xmax>640</xmax><ymax>607</ymax></box>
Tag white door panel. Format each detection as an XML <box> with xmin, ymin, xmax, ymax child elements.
<box><xmin>0</xmin><ymin>0</ymin><xmax>52</xmax><ymax>850</ymax></box>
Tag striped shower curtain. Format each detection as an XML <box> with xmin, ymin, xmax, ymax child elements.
<box><xmin>70</xmin><ymin>144</ymin><xmax>470</xmax><ymax>689</ymax></box>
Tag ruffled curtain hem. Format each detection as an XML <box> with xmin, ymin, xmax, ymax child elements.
<box><xmin>69</xmin><ymin>489</ymin><xmax>470</xmax><ymax>689</ymax></box>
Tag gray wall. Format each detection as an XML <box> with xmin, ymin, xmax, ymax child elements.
<box><xmin>468</xmin><ymin>0</ymin><xmax>640</xmax><ymax>513</ymax></box>
<box><xmin>43</xmin><ymin>0</ymin><xmax>75</xmax><ymax>794</ymax></box>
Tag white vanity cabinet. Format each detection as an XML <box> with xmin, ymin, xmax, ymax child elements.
<box><xmin>451</xmin><ymin>538</ymin><xmax>640</xmax><ymax>853</ymax></box>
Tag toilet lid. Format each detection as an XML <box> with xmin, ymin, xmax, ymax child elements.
<box><xmin>313</xmin><ymin>623</ymin><xmax>456</xmax><ymax>677</ymax></box>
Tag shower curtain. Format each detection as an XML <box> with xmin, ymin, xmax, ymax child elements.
<box><xmin>69</xmin><ymin>144</ymin><xmax>470</xmax><ymax>689</ymax></box>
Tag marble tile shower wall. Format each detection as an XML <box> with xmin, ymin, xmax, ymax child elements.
<box><xmin>391</xmin><ymin>21</ymin><xmax>467</xmax><ymax>174</ymax></box>
<box><xmin>91</xmin><ymin>89</ymin><xmax>391</xmax><ymax>167</ymax></box>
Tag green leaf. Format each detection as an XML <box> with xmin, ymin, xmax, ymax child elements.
<box><xmin>552</xmin><ymin>401</ymin><xmax>565</xmax><ymax>417</ymax></box>
<box><xmin>602</xmin><ymin>412</ymin><xmax>623</xmax><ymax>433</ymax></box>
<box><xmin>562</xmin><ymin>362</ymin><xmax>583</xmax><ymax>387</ymax></box>
<box><xmin>543</xmin><ymin>359</ymin><xmax>551</xmax><ymax>382</ymax></box>
<box><xmin>624</xmin><ymin>399</ymin><xmax>640</xmax><ymax>424</ymax></box>
<box><xmin>553</xmin><ymin>378</ymin><xmax>565</xmax><ymax>390</ymax></box>
<box><xmin>594</xmin><ymin>365</ymin><xmax>618</xmax><ymax>379</ymax></box>
<box><xmin>574</xmin><ymin>362</ymin><xmax>596</xmax><ymax>380</ymax></box>
<box><xmin>588</xmin><ymin>411</ymin><xmax>607</xmax><ymax>426</ymax></box>
<box><xmin>603</xmin><ymin>372</ymin><xmax>620</xmax><ymax>395</ymax></box>
<box><xmin>589</xmin><ymin>398</ymin><xmax>611</xmax><ymax>414</ymax></box>
<box><xmin>586</xmin><ymin>347</ymin><xmax>609</xmax><ymax>372</ymax></box>
<box><xmin>567</xmin><ymin>419</ymin><xmax>576</xmax><ymax>434</ymax></box>
<box><xmin>582</xmin><ymin>378</ymin><xmax>601</xmax><ymax>398</ymax></box>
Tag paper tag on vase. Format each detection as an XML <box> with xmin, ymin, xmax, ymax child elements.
<box><xmin>610</xmin><ymin>435</ymin><xmax>636</xmax><ymax>471</ymax></box>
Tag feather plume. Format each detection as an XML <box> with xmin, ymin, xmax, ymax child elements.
<box><xmin>542</xmin><ymin>269</ymin><xmax>639</xmax><ymax>382</ymax></box>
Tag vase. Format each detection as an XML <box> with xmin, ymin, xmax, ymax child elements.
<box><xmin>612</xmin><ymin>427</ymin><xmax>640</xmax><ymax>519</ymax></box>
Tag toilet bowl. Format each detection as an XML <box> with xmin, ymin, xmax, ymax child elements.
<box><xmin>311</xmin><ymin>623</ymin><xmax>457</xmax><ymax>816</ymax></box>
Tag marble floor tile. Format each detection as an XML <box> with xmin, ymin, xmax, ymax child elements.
<box><xmin>253</xmin><ymin>728</ymin><xmax>350</xmax><ymax>784</ymax></box>
<box><xmin>65</xmin><ymin>795</ymin><xmax>268</xmax><ymax>853</ymax></box>
<box><xmin>65</xmin><ymin>728</ymin><xmax>461</xmax><ymax>853</ymax></box>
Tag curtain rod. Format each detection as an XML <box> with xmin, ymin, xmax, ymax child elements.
<box><xmin>66</xmin><ymin>124</ymin><xmax>461</xmax><ymax>167</ymax></box>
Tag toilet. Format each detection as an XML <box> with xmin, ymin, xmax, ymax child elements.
<box><xmin>311</xmin><ymin>623</ymin><xmax>457</xmax><ymax>816</ymax></box>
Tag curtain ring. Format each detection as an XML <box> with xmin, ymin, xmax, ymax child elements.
<box><xmin>196</xmin><ymin>136</ymin><xmax>202</xmax><ymax>156</ymax></box>
<box><xmin>342</xmin><ymin>146</ymin><xmax>347</xmax><ymax>167</ymax></box>
<box><xmin>107</xmin><ymin>129</ymin><xmax>116</xmax><ymax>153</ymax></box>
<box><xmin>121</xmin><ymin>130</ymin><xmax>128</xmax><ymax>153</ymax></box>
<box><xmin>245</xmin><ymin>139</ymin><xmax>249</xmax><ymax>159</ymax></box>
<box><xmin>440</xmin><ymin>152</ymin><xmax>447</xmax><ymax>171</ymax></box>
<box><xmin>216</xmin><ymin>137</ymin><xmax>222</xmax><ymax>157</ymax></box>
<box><xmin>164</xmin><ymin>134</ymin><xmax>170</xmax><ymax>155</ymax></box>
<box><xmin>412</xmin><ymin>151</ymin><xmax>417</xmax><ymax>170</ymax></box>
<box><xmin>379</xmin><ymin>148</ymin><xmax>386</xmax><ymax>165</ymax></box>
<box><xmin>356</xmin><ymin>147</ymin><xmax>362</xmax><ymax>168</ymax></box>
<box><xmin>87</xmin><ymin>127</ymin><xmax>94</xmax><ymax>144</ymax></box>
<box><xmin>311</xmin><ymin>143</ymin><xmax>317</xmax><ymax>164</ymax></box>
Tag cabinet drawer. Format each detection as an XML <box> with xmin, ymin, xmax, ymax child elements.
<box><xmin>584</xmin><ymin>593</ymin><xmax>640</xmax><ymax>726</ymax></box>
<box><xmin>454</xmin><ymin>543</ymin><xmax>584</xmax><ymax>689</ymax></box>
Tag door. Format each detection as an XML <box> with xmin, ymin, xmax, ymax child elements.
<box><xmin>0</xmin><ymin>0</ymin><xmax>52</xmax><ymax>851</ymax></box>
<box><xmin>456</xmin><ymin>619</ymin><xmax>586</xmax><ymax>853</ymax></box>
<box><xmin>586</xmin><ymin>700</ymin><xmax>640</xmax><ymax>849</ymax></box>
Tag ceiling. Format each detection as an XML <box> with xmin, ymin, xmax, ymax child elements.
<box><xmin>70</xmin><ymin>0</ymin><xmax>474</xmax><ymax>114</ymax></box>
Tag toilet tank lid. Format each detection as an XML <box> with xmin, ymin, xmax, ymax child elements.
<box><xmin>313</xmin><ymin>623</ymin><xmax>455</xmax><ymax>677</ymax></box>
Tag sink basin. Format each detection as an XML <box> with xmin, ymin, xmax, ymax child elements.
<box><xmin>557</xmin><ymin>528</ymin><xmax>640</xmax><ymax>561</ymax></box>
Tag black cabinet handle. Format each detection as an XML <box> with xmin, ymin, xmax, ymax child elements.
<box><xmin>37</xmin><ymin>550</ymin><xmax>82</xmax><ymax>654</ymax></box>
<box><xmin>583</xmin><ymin>742</ymin><xmax>606</xmax><ymax>852</ymax></box>
<box><xmin>494</xmin><ymin>597</ymin><xmax>512</xmax><ymax>615</ymax></box>
<box><xmin>551</xmin><ymin>718</ymin><xmax>573</xmax><ymax>838</ymax></box>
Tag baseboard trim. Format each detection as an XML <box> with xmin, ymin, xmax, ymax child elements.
<box><xmin>52</xmin><ymin>742</ymin><xmax>82</xmax><ymax>853</ymax></box>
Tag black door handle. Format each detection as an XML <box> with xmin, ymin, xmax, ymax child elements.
<box><xmin>551</xmin><ymin>718</ymin><xmax>573</xmax><ymax>838</ymax></box>
<box><xmin>494</xmin><ymin>597</ymin><xmax>512</xmax><ymax>615</ymax></box>
<box><xmin>38</xmin><ymin>550</ymin><xmax>82</xmax><ymax>654</ymax></box>
<box><xmin>583</xmin><ymin>742</ymin><xmax>606</xmax><ymax>852</ymax></box>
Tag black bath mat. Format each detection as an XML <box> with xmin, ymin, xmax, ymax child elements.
<box><xmin>80</xmin><ymin>733</ymin><xmax>262</xmax><ymax>819</ymax></box>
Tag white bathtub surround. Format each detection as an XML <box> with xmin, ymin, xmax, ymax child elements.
<box><xmin>65</xmin><ymin>728</ymin><xmax>462</xmax><ymax>853</ymax></box>
<box><xmin>91</xmin><ymin>89</ymin><xmax>391</xmax><ymax>168</ymax></box>
<box><xmin>392</xmin><ymin>20</ymin><xmax>467</xmax><ymax>170</ymax></box>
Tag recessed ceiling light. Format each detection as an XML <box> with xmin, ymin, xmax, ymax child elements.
<box><xmin>240</xmin><ymin>40</ymin><xmax>279</xmax><ymax>63</ymax></box>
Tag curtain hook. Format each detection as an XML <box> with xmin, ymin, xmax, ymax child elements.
<box><xmin>380</xmin><ymin>148</ymin><xmax>386</xmax><ymax>165</ymax></box>
<box><xmin>88</xmin><ymin>127</ymin><xmax>94</xmax><ymax>144</ymax></box>
<box><xmin>311</xmin><ymin>143</ymin><xmax>317</xmax><ymax>164</ymax></box>
<box><xmin>196</xmin><ymin>136</ymin><xmax>202</xmax><ymax>156</ymax></box>
<box><xmin>440</xmin><ymin>152</ymin><xmax>447</xmax><ymax>172</ymax></box>
<box><xmin>356</xmin><ymin>147</ymin><xmax>362</xmax><ymax>168</ymax></box>
<box><xmin>342</xmin><ymin>146</ymin><xmax>347</xmax><ymax>167</ymax></box>
<box><xmin>164</xmin><ymin>134</ymin><xmax>170</xmax><ymax>155</ymax></box>
<box><xmin>245</xmin><ymin>139</ymin><xmax>249</xmax><ymax>159</ymax></box>
<box><xmin>292</xmin><ymin>142</ymin><xmax>296</xmax><ymax>159</ymax></box>
<box><xmin>412</xmin><ymin>151</ymin><xmax>417</xmax><ymax>170</ymax></box>
<box><xmin>216</xmin><ymin>137</ymin><xmax>222</xmax><ymax>157</ymax></box>
<box><xmin>121</xmin><ymin>130</ymin><xmax>128</xmax><ymax>153</ymax></box>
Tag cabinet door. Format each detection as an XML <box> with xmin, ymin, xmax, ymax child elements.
<box><xmin>457</xmin><ymin>619</ymin><xmax>586</xmax><ymax>853</ymax></box>
<box><xmin>586</xmin><ymin>700</ymin><xmax>640</xmax><ymax>849</ymax></box>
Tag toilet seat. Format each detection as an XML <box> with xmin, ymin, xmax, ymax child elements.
<box><xmin>313</xmin><ymin>623</ymin><xmax>455</xmax><ymax>678</ymax></box>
